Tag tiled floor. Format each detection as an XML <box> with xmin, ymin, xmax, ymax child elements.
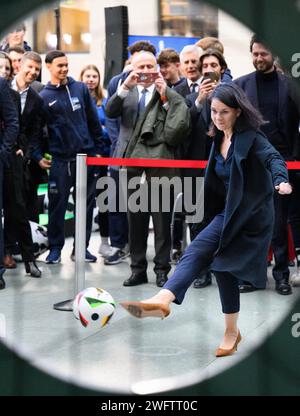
<box><xmin>0</xmin><ymin>230</ymin><xmax>299</xmax><ymax>394</ymax></box>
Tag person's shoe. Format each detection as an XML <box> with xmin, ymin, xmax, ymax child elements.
<box><xmin>193</xmin><ymin>272</ymin><xmax>212</xmax><ymax>288</ymax></box>
<box><xmin>171</xmin><ymin>249</ymin><xmax>182</xmax><ymax>263</ymax></box>
<box><xmin>120</xmin><ymin>301</ymin><xmax>170</xmax><ymax>319</ymax></box>
<box><xmin>239</xmin><ymin>283</ymin><xmax>257</xmax><ymax>293</ymax></box>
<box><xmin>215</xmin><ymin>331</ymin><xmax>242</xmax><ymax>357</ymax></box>
<box><xmin>275</xmin><ymin>279</ymin><xmax>292</xmax><ymax>295</ymax></box>
<box><xmin>156</xmin><ymin>272</ymin><xmax>168</xmax><ymax>287</ymax></box>
<box><xmin>45</xmin><ymin>249</ymin><xmax>61</xmax><ymax>264</ymax></box>
<box><xmin>70</xmin><ymin>249</ymin><xmax>97</xmax><ymax>263</ymax></box>
<box><xmin>84</xmin><ymin>250</ymin><xmax>97</xmax><ymax>263</ymax></box>
<box><xmin>104</xmin><ymin>246</ymin><xmax>130</xmax><ymax>265</ymax></box>
<box><xmin>0</xmin><ymin>275</ymin><xmax>5</xmax><ymax>290</ymax></box>
<box><xmin>3</xmin><ymin>254</ymin><xmax>17</xmax><ymax>269</ymax></box>
<box><xmin>98</xmin><ymin>242</ymin><xmax>112</xmax><ymax>257</ymax></box>
<box><xmin>288</xmin><ymin>260</ymin><xmax>295</xmax><ymax>267</ymax></box>
<box><xmin>25</xmin><ymin>261</ymin><xmax>42</xmax><ymax>278</ymax></box>
<box><xmin>123</xmin><ymin>273</ymin><xmax>148</xmax><ymax>287</ymax></box>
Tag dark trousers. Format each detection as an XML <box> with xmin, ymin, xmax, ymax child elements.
<box><xmin>3</xmin><ymin>154</ymin><xmax>34</xmax><ymax>262</ymax></box>
<box><xmin>0</xmin><ymin>161</ymin><xmax>5</xmax><ymax>276</ymax></box>
<box><xmin>271</xmin><ymin>192</ymin><xmax>290</xmax><ymax>281</ymax></box>
<box><xmin>47</xmin><ymin>159</ymin><xmax>97</xmax><ymax>250</ymax></box>
<box><xmin>127</xmin><ymin>173</ymin><xmax>172</xmax><ymax>275</ymax></box>
<box><xmin>108</xmin><ymin>168</ymin><xmax>128</xmax><ymax>248</ymax></box>
<box><xmin>288</xmin><ymin>171</ymin><xmax>300</xmax><ymax>248</ymax></box>
<box><xmin>164</xmin><ymin>213</ymin><xmax>240</xmax><ymax>314</ymax></box>
<box><xmin>24</xmin><ymin>160</ymin><xmax>48</xmax><ymax>223</ymax></box>
<box><xmin>96</xmin><ymin>166</ymin><xmax>109</xmax><ymax>238</ymax></box>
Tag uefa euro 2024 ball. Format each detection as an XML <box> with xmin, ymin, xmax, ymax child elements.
<box><xmin>73</xmin><ymin>287</ymin><xmax>116</xmax><ymax>328</ymax></box>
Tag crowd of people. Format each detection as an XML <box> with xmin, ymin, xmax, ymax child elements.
<box><xmin>0</xmin><ymin>24</ymin><xmax>300</xmax><ymax>355</ymax></box>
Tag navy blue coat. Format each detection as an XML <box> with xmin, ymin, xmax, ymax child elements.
<box><xmin>203</xmin><ymin>129</ymin><xmax>289</xmax><ymax>287</ymax></box>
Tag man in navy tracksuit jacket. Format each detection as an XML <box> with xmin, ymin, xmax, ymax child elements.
<box><xmin>34</xmin><ymin>50</ymin><xmax>105</xmax><ymax>264</ymax></box>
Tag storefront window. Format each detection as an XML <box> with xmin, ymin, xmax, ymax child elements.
<box><xmin>160</xmin><ymin>0</ymin><xmax>218</xmax><ymax>38</ymax></box>
<box><xmin>34</xmin><ymin>0</ymin><xmax>90</xmax><ymax>53</ymax></box>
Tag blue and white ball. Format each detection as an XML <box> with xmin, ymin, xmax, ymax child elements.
<box><xmin>73</xmin><ymin>287</ymin><xmax>116</xmax><ymax>328</ymax></box>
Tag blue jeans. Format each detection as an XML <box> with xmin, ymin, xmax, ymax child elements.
<box><xmin>164</xmin><ymin>213</ymin><xmax>240</xmax><ymax>314</ymax></box>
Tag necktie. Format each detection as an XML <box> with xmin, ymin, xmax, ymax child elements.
<box><xmin>138</xmin><ymin>88</ymin><xmax>147</xmax><ymax>115</ymax></box>
<box><xmin>190</xmin><ymin>83</ymin><xmax>197</xmax><ymax>93</ymax></box>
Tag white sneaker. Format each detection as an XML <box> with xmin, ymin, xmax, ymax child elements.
<box><xmin>98</xmin><ymin>243</ymin><xmax>113</xmax><ymax>257</ymax></box>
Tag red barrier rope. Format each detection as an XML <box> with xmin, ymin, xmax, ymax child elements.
<box><xmin>86</xmin><ymin>157</ymin><xmax>300</xmax><ymax>170</ymax></box>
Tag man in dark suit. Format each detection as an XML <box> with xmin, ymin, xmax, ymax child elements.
<box><xmin>175</xmin><ymin>45</ymin><xmax>203</xmax><ymax>98</ymax></box>
<box><xmin>0</xmin><ymin>77</ymin><xmax>19</xmax><ymax>289</ymax></box>
<box><xmin>235</xmin><ymin>34</ymin><xmax>300</xmax><ymax>295</ymax></box>
<box><xmin>3</xmin><ymin>51</ymin><xmax>44</xmax><ymax>277</ymax></box>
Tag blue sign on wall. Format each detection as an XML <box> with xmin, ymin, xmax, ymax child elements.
<box><xmin>128</xmin><ymin>34</ymin><xmax>199</xmax><ymax>56</ymax></box>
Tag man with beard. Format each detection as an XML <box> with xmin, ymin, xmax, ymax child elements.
<box><xmin>235</xmin><ymin>34</ymin><xmax>300</xmax><ymax>295</ymax></box>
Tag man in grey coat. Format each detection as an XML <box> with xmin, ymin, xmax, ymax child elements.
<box><xmin>106</xmin><ymin>51</ymin><xmax>191</xmax><ymax>287</ymax></box>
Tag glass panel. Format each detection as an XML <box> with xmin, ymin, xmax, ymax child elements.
<box><xmin>35</xmin><ymin>0</ymin><xmax>90</xmax><ymax>53</ymax></box>
<box><xmin>160</xmin><ymin>0</ymin><xmax>218</xmax><ymax>37</ymax></box>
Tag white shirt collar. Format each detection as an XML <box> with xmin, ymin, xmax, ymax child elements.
<box><xmin>187</xmin><ymin>78</ymin><xmax>201</xmax><ymax>88</ymax></box>
<box><xmin>137</xmin><ymin>83</ymin><xmax>156</xmax><ymax>94</ymax></box>
<box><xmin>11</xmin><ymin>76</ymin><xmax>29</xmax><ymax>93</ymax></box>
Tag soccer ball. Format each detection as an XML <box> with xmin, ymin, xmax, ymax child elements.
<box><xmin>73</xmin><ymin>287</ymin><xmax>116</xmax><ymax>328</ymax></box>
<box><xmin>12</xmin><ymin>221</ymin><xmax>49</xmax><ymax>261</ymax></box>
<box><xmin>30</xmin><ymin>222</ymin><xmax>49</xmax><ymax>258</ymax></box>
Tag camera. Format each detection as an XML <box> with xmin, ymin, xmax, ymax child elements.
<box><xmin>202</xmin><ymin>71</ymin><xmax>220</xmax><ymax>83</ymax></box>
<box><xmin>137</xmin><ymin>72</ymin><xmax>159</xmax><ymax>83</ymax></box>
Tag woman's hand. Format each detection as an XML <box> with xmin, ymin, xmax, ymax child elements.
<box><xmin>16</xmin><ymin>149</ymin><xmax>23</xmax><ymax>157</ymax></box>
<box><xmin>275</xmin><ymin>182</ymin><xmax>292</xmax><ymax>194</ymax></box>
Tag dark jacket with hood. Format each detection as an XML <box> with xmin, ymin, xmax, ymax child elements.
<box><xmin>202</xmin><ymin>129</ymin><xmax>289</xmax><ymax>288</ymax></box>
<box><xmin>34</xmin><ymin>77</ymin><xmax>104</xmax><ymax>161</ymax></box>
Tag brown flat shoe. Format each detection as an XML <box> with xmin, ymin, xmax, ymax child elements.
<box><xmin>120</xmin><ymin>301</ymin><xmax>170</xmax><ymax>319</ymax></box>
<box><xmin>215</xmin><ymin>331</ymin><xmax>242</xmax><ymax>357</ymax></box>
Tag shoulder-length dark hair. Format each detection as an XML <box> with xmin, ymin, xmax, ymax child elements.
<box><xmin>79</xmin><ymin>64</ymin><xmax>105</xmax><ymax>106</ymax></box>
<box><xmin>208</xmin><ymin>82</ymin><xmax>266</xmax><ymax>136</ymax></box>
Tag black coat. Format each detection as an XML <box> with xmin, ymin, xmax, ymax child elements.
<box><xmin>234</xmin><ymin>71</ymin><xmax>300</xmax><ymax>159</ymax></box>
<box><xmin>0</xmin><ymin>78</ymin><xmax>19</xmax><ymax>166</ymax></box>
<box><xmin>19</xmin><ymin>87</ymin><xmax>48</xmax><ymax>184</ymax></box>
<box><xmin>203</xmin><ymin>129</ymin><xmax>289</xmax><ymax>287</ymax></box>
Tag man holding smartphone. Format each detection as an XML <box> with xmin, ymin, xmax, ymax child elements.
<box><xmin>106</xmin><ymin>51</ymin><xmax>191</xmax><ymax>288</ymax></box>
<box><xmin>183</xmin><ymin>49</ymin><xmax>230</xmax><ymax>289</ymax></box>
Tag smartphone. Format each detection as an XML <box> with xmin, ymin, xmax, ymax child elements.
<box><xmin>137</xmin><ymin>72</ymin><xmax>159</xmax><ymax>83</ymax></box>
<box><xmin>202</xmin><ymin>71</ymin><xmax>220</xmax><ymax>83</ymax></box>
